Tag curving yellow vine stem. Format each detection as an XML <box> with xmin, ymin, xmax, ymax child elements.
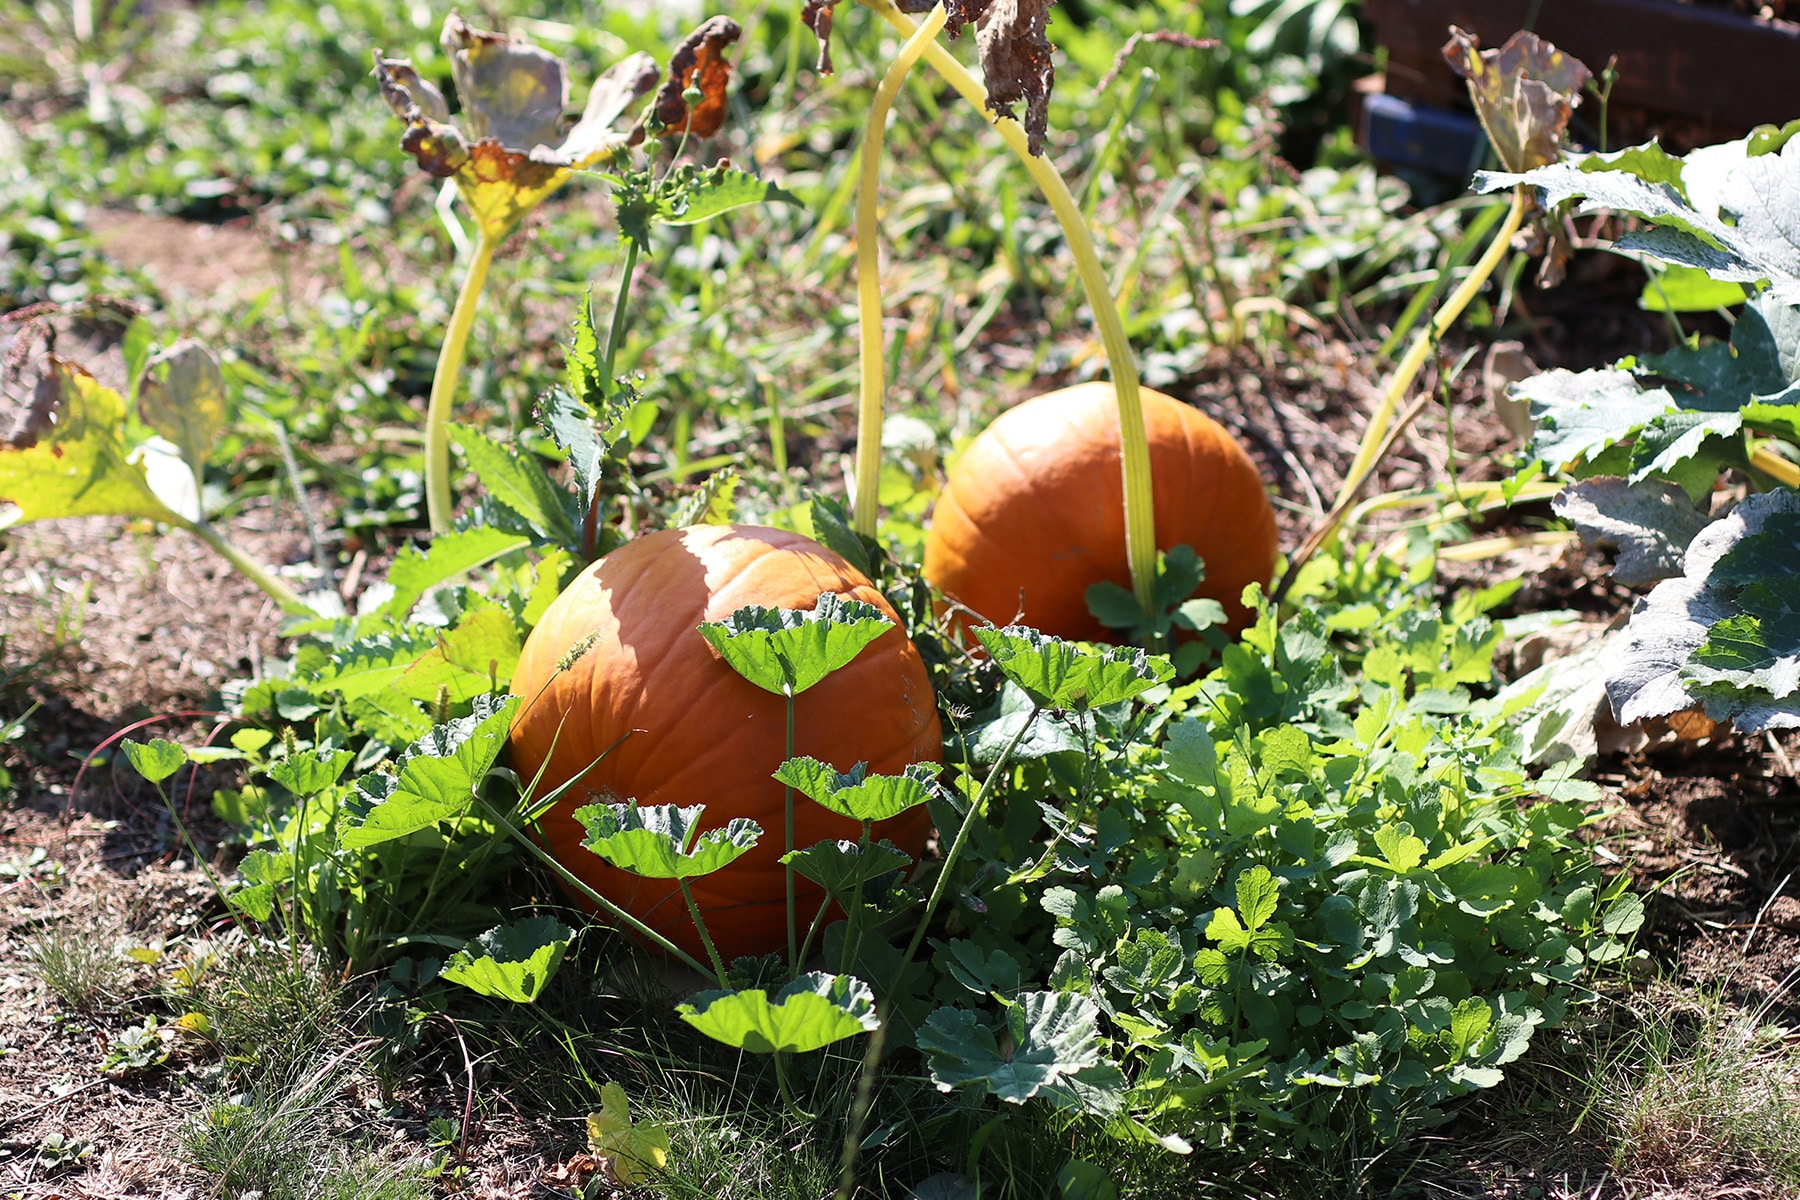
<box><xmin>856</xmin><ymin>0</ymin><xmax>1158</xmax><ymax>617</ymax></box>
<box><xmin>853</xmin><ymin>3</ymin><xmax>950</xmax><ymax>538</ymax></box>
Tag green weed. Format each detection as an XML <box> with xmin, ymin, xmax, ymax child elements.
<box><xmin>26</xmin><ymin>917</ymin><xmax>130</xmax><ymax>1011</ymax></box>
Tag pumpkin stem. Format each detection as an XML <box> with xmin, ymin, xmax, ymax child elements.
<box><xmin>851</xmin><ymin>2</ymin><xmax>947</xmax><ymax>539</ymax></box>
<box><xmin>1274</xmin><ymin>187</ymin><xmax>1528</xmax><ymax>600</ymax></box>
<box><xmin>785</xmin><ymin>689</ymin><xmax>798</xmax><ymax>971</ymax></box>
<box><xmin>1334</xmin><ymin>187</ymin><xmax>1529</xmax><ymax>510</ymax></box>
<box><xmin>425</xmin><ymin>231</ymin><xmax>499</xmax><ymax>535</ymax></box>
<box><xmin>179</xmin><ymin>515</ymin><xmax>314</xmax><ymax>616</ymax></box>
<box><xmin>859</xmin><ymin>0</ymin><xmax>1158</xmax><ymax>618</ymax></box>
<box><xmin>680</xmin><ymin>878</ymin><xmax>730</xmax><ymax>986</ymax></box>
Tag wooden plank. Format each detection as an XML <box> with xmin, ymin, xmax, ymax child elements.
<box><xmin>1366</xmin><ymin>0</ymin><xmax>1800</xmax><ymax>133</ymax></box>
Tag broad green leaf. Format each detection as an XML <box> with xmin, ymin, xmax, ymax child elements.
<box><xmin>391</xmin><ymin>606</ymin><xmax>523</xmax><ymax>704</ymax></box>
<box><xmin>1235</xmin><ymin>865</ymin><xmax>1279</xmax><ymax>932</ymax></box>
<box><xmin>1640</xmin><ymin>264</ymin><xmax>1750</xmax><ymax>312</ymax></box>
<box><xmin>781</xmin><ymin>839</ymin><xmax>911</xmax><ymax>897</ymax></box>
<box><xmin>136</xmin><ymin>340</ymin><xmax>228</xmax><ymax>486</ymax></box>
<box><xmin>772</xmin><ymin>757</ymin><xmax>939</xmax><ymax>822</ymax></box>
<box><xmin>379</xmin><ymin>528</ymin><xmax>533</xmax><ymax>618</ymax></box>
<box><xmin>339</xmin><ymin>694</ymin><xmax>519</xmax><ymax>848</ymax></box>
<box><xmin>1552</xmin><ymin>478</ymin><xmax>1712</xmax><ymax>587</ymax></box>
<box><xmin>972</xmin><ymin>625</ymin><xmax>1174</xmax><ymax>711</ymax></box>
<box><xmin>439</xmin><ymin>916</ymin><xmax>572</xmax><ymax>1004</ymax></box>
<box><xmin>228</xmin><ymin>882</ymin><xmax>276</xmax><ymax>922</ymax></box>
<box><xmin>1608</xmin><ymin>489</ymin><xmax>1800</xmax><ymax>731</ymax></box>
<box><xmin>587</xmin><ymin>1082</ymin><xmax>670</xmax><ymax>1186</ymax></box>
<box><xmin>678</xmin><ymin>971</ymin><xmax>878</xmax><ymax>1054</ymax></box>
<box><xmin>698</xmin><ymin>593</ymin><xmax>892</xmax><ymax>696</ymax></box>
<box><xmin>449</xmin><ymin>424</ymin><xmax>579</xmax><ymax>550</ymax></box>
<box><xmin>123</xmin><ymin>738</ymin><xmax>187</xmax><ymax>785</ymax></box>
<box><xmin>0</xmin><ymin>360</ymin><xmax>181</xmax><ymax>530</ymax></box>
<box><xmin>1371</xmin><ymin>825</ymin><xmax>1428</xmax><ymax>873</ymax></box>
<box><xmin>916</xmin><ymin>992</ymin><xmax>1103</xmax><ymax>1104</ymax></box>
<box><xmin>936</xmin><ymin>940</ymin><xmax>1025</xmax><ymax>998</ymax></box>
<box><xmin>962</xmin><ymin>680</ymin><xmax>1087</xmax><ymax>767</ymax></box>
<box><xmin>575</xmin><ymin>802</ymin><xmax>760</xmax><ymax>879</ymax></box>
<box><xmin>264</xmin><ymin>748</ymin><xmax>353</xmax><ymax>797</ymax></box>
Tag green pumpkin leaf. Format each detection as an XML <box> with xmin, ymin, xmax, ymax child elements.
<box><xmin>264</xmin><ymin>748</ymin><xmax>353</xmax><ymax>797</ymax></box>
<box><xmin>972</xmin><ymin>625</ymin><xmax>1175</xmax><ymax>711</ymax></box>
<box><xmin>772</xmin><ymin>757</ymin><xmax>939</xmax><ymax>822</ymax></box>
<box><xmin>339</xmin><ymin>694</ymin><xmax>519</xmax><ymax>848</ymax></box>
<box><xmin>781</xmin><ymin>839</ymin><xmax>912</xmax><ymax>897</ymax></box>
<box><xmin>575</xmin><ymin>802</ymin><xmax>761</xmax><ymax>879</ymax></box>
<box><xmin>678</xmin><ymin>971</ymin><xmax>879</xmax><ymax>1054</ymax></box>
<box><xmin>698</xmin><ymin>593</ymin><xmax>892</xmax><ymax>696</ymax></box>
<box><xmin>916</xmin><ymin>991</ymin><xmax>1104</xmax><ymax>1104</ymax></box>
<box><xmin>0</xmin><ymin>359</ymin><xmax>183</xmax><ymax>530</ymax></box>
<box><xmin>122</xmin><ymin>738</ymin><xmax>188</xmax><ymax>785</ymax></box>
<box><xmin>439</xmin><ymin>915</ymin><xmax>572</xmax><ymax>1004</ymax></box>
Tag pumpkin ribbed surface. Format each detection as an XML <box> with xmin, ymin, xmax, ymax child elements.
<box><xmin>923</xmin><ymin>382</ymin><xmax>1279</xmax><ymax>642</ymax></box>
<box><xmin>509</xmin><ymin>524</ymin><xmax>942</xmax><ymax>959</ymax></box>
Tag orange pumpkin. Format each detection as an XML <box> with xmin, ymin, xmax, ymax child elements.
<box><xmin>509</xmin><ymin>524</ymin><xmax>942</xmax><ymax>960</ymax></box>
<box><xmin>923</xmin><ymin>382</ymin><xmax>1278</xmax><ymax>642</ymax></box>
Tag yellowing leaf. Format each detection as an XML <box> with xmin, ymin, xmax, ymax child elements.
<box><xmin>0</xmin><ymin>359</ymin><xmax>182</xmax><ymax>530</ymax></box>
<box><xmin>587</xmin><ymin>1081</ymin><xmax>670</xmax><ymax>1185</ymax></box>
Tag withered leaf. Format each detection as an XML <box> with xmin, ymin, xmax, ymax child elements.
<box><xmin>1443</xmin><ymin>27</ymin><xmax>1590</xmax><ymax>175</ymax></box>
<box><xmin>560</xmin><ymin>51</ymin><xmax>659</xmax><ymax>163</ymax></box>
<box><xmin>973</xmin><ymin>0</ymin><xmax>1056</xmax><ymax>156</ymax></box>
<box><xmin>7</xmin><ymin>371</ymin><xmax>60</xmax><ymax>451</ymax></box>
<box><xmin>441</xmin><ymin>13</ymin><xmax>567</xmax><ymax>153</ymax></box>
<box><xmin>1445</xmin><ymin>28</ymin><xmax>1589</xmax><ymax>285</ymax></box>
<box><xmin>377</xmin><ymin>52</ymin><xmax>470</xmax><ymax>177</ymax></box>
<box><xmin>654</xmin><ymin>16</ymin><xmax>741</xmax><ymax>140</ymax></box>
<box><xmin>801</xmin><ymin>0</ymin><xmax>839</xmax><ymax>74</ymax></box>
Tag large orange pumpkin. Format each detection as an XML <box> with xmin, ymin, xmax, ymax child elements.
<box><xmin>924</xmin><ymin>382</ymin><xmax>1278</xmax><ymax>642</ymax></box>
<box><xmin>509</xmin><ymin>524</ymin><xmax>942</xmax><ymax>960</ymax></box>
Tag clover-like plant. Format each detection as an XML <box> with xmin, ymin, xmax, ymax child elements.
<box><xmin>374</xmin><ymin>14</ymin><xmax>743</xmax><ymax>534</ymax></box>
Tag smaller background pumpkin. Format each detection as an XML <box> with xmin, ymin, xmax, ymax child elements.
<box><xmin>923</xmin><ymin>382</ymin><xmax>1280</xmax><ymax>643</ymax></box>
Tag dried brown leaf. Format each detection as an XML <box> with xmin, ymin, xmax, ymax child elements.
<box><xmin>802</xmin><ymin>0</ymin><xmax>840</xmax><ymax>74</ymax></box>
<box><xmin>654</xmin><ymin>16</ymin><xmax>741</xmax><ymax>140</ymax></box>
<box><xmin>1444</xmin><ymin>27</ymin><xmax>1590</xmax><ymax>174</ymax></box>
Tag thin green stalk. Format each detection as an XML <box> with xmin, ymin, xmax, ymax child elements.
<box><xmin>603</xmin><ymin>236</ymin><xmax>641</xmax><ymax>386</ymax></box>
<box><xmin>1333</xmin><ymin>188</ymin><xmax>1528</xmax><ymax>509</ymax></box>
<box><xmin>834</xmin><ymin>705</ymin><xmax>1041</xmax><ymax>1200</ymax></box>
<box><xmin>839</xmin><ymin>817</ymin><xmax>874</xmax><ymax>976</ymax></box>
<box><xmin>861</xmin><ymin>0</ymin><xmax>1157</xmax><ymax>616</ymax></box>
<box><xmin>680</xmin><ymin>879</ymin><xmax>729</xmax><ymax>986</ymax></box>
<box><xmin>425</xmin><ymin>233</ymin><xmax>498</xmax><ymax>534</ymax></box>
<box><xmin>178</xmin><ymin>516</ymin><xmax>312</xmax><ymax>616</ymax></box>
<box><xmin>786</xmin><ymin>690</ymin><xmax>798</xmax><ymax>972</ymax></box>
<box><xmin>853</xmin><ymin>2</ymin><xmax>947</xmax><ymax>538</ymax></box>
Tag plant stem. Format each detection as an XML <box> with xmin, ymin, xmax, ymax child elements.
<box><xmin>1750</xmin><ymin>443</ymin><xmax>1800</xmax><ymax>489</ymax></box>
<box><xmin>786</xmin><ymin>689</ymin><xmax>798</xmax><ymax>973</ymax></box>
<box><xmin>475</xmin><ymin>797</ymin><xmax>716</xmax><ymax>978</ymax></box>
<box><xmin>859</xmin><ymin>0</ymin><xmax>1157</xmax><ymax>618</ymax></box>
<box><xmin>853</xmin><ymin>2</ymin><xmax>947</xmax><ymax>538</ymax></box>
<box><xmin>179</xmin><ymin>517</ymin><xmax>312</xmax><ymax>615</ymax></box>
<box><xmin>1332</xmin><ymin>188</ymin><xmax>1528</xmax><ymax>510</ymax></box>
<box><xmin>834</xmin><ymin>706</ymin><xmax>1040</xmax><ymax>1200</ymax></box>
<box><xmin>603</xmin><ymin>237</ymin><xmax>641</xmax><ymax>387</ymax></box>
<box><xmin>425</xmin><ymin>232</ymin><xmax>498</xmax><ymax>535</ymax></box>
<box><xmin>680</xmin><ymin>878</ymin><xmax>729</xmax><ymax>986</ymax></box>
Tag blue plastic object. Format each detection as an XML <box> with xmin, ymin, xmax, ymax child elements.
<box><xmin>1361</xmin><ymin>92</ymin><xmax>1488</xmax><ymax>179</ymax></box>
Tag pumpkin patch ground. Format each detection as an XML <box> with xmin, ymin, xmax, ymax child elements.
<box><xmin>6</xmin><ymin>3</ymin><xmax>1800</xmax><ymax>1199</ymax></box>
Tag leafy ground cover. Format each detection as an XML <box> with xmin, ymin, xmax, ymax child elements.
<box><xmin>5</xmin><ymin>2</ymin><xmax>1800</xmax><ymax>1198</ymax></box>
